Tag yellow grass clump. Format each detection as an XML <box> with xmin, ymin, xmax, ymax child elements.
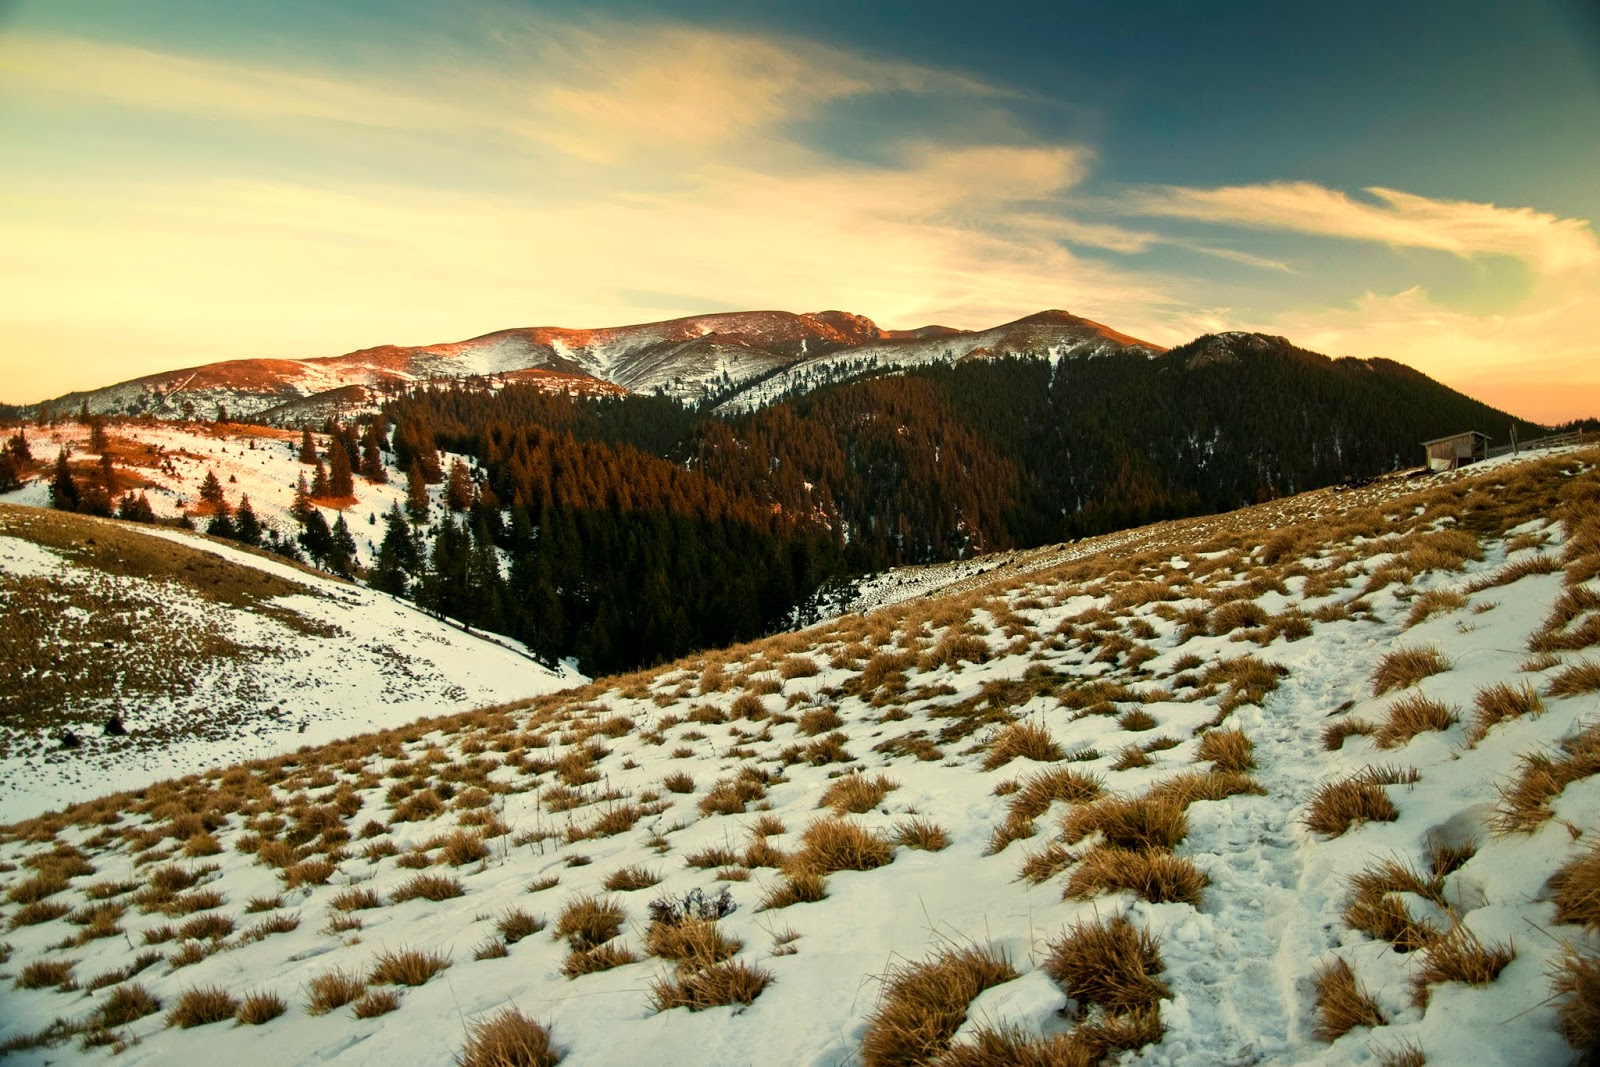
<box><xmin>860</xmin><ymin>944</ymin><xmax>1019</xmax><ymax>1067</ymax></box>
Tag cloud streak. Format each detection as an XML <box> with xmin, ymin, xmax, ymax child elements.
<box><xmin>1132</xmin><ymin>180</ymin><xmax>1600</xmax><ymax>274</ymax></box>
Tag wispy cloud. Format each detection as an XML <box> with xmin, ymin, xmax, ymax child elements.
<box><xmin>1131</xmin><ymin>180</ymin><xmax>1600</xmax><ymax>274</ymax></box>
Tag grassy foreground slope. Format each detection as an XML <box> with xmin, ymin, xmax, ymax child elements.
<box><xmin>2</xmin><ymin>450</ymin><xmax>1599</xmax><ymax>1065</ymax></box>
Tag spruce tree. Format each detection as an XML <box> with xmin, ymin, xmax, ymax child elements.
<box><xmin>234</xmin><ymin>495</ymin><xmax>263</xmax><ymax>546</ymax></box>
<box><xmin>298</xmin><ymin>508</ymin><xmax>332</xmax><ymax>566</ymax></box>
<box><xmin>327</xmin><ymin>514</ymin><xmax>358</xmax><ymax>577</ymax></box>
<box><xmin>199</xmin><ymin>468</ymin><xmax>226</xmax><ymax>508</ymax></box>
<box><xmin>0</xmin><ymin>450</ymin><xmax>18</xmax><ymax>493</ymax></box>
<box><xmin>445</xmin><ymin>459</ymin><xmax>473</xmax><ymax>512</ymax></box>
<box><xmin>311</xmin><ymin>459</ymin><xmax>330</xmax><ymax>498</ymax></box>
<box><xmin>299</xmin><ymin>428</ymin><xmax>317</xmax><ymax>464</ymax></box>
<box><xmin>406</xmin><ymin>463</ymin><xmax>430</xmax><ymax>523</ymax></box>
<box><xmin>49</xmin><ymin>448</ymin><xmax>79</xmax><ymax>512</ymax></box>
<box><xmin>116</xmin><ymin>492</ymin><xmax>155</xmax><ymax>523</ymax></box>
<box><xmin>328</xmin><ymin>441</ymin><xmax>355</xmax><ymax>498</ymax></box>
<box><xmin>360</xmin><ymin>421</ymin><xmax>388</xmax><ymax>483</ymax></box>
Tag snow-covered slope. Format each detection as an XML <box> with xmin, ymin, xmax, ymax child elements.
<box><xmin>0</xmin><ymin>503</ymin><xmax>580</xmax><ymax>823</ymax></box>
<box><xmin>24</xmin><ymin>309</ymin><xmax>1160</xmax><ymax>422</ymax></box>
<box><xmin>3</xmin><ymin>448</ymin><xmax>1599</xmax><ymax>1065</ymax></box>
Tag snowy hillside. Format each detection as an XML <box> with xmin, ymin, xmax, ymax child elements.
<box><xmin>0</xmin><ymin>504</ymin><xmax>579</xmax><ymax>823</ymax></box>
<box><xmin>0</xmin><ymin>420</ymin><xmax>468</xmax><ymax>576</ymax></box>
<box><xmin>2</xmin><ymin>448</ymin><xmax>1599</xmax><ymax>1066</ymax></box>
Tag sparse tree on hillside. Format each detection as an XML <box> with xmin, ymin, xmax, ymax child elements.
<box><xmin>116</xmin><ymin>492</ymin><xmax>155</xmax><ymax>523</ymax></box>
<box><xmin>234</xmin><ymin>495</ymin><xmax>263</xmax><ymax>546</ymax></box>
<box><xmin>360</xmin><ymin>421</ymin><xmax>388</xmax><ymax>483</ymax></box>
<box><xmin>0</xmin><ymin>451</ymin><xmax>17</xmax><ymax>492</ymax></box>
<box><xmin>299</xmin><ymin>428</ymin><xmax>317</xmax><ymax>464</ymax></box>
<box><xmin>311</xmin><ymin>459</ymin><xmax>330</xmax><ymax>498</ymax></box>
<box><xmin>445</xmin><ymin>459</ymin><xmax>473</xmax><ymax>512</ymax></box>
<box><xmin>291</xmin><ymin>472</ymin><xmax>314</xmax><ymax>522</ymax></box>
<box><xmin>328</xmin><ymin>441</ymin><xmax>355</xmax><ymax>498</ymax></box>
<box><xmin>199</xmin><ymin>468</ymin><xmax>226</xmax><ymax>509</ymax></box>
<box><xmin>406</xmin><ymin>463</ymin><xmax>430</xmax><ymax>524</ymax></box>
<box><xmin>89</xmin><ymin>416</ymin><xmax>109</xmax><ymax>454</ymax></box>
<box><xmin>371</xmin><ymin>504</ymin><xmax>419</xmax><ymax>596</ymax></box>
<box><xmin>49</xmin><ymin>448</ymin><xmax>79</xmax><ymax>512</ymax></box>
<box><xmin>298</xmin><ymin>507</ymin><xmax>332</xmax><ymax>566</ymax></box>
<box><xmin>206</xmin><ymin>507</ymin><xmax>237</xmax><ymax>540</ymax></box>
<box><xmin>5</xmin><ymin>428</ymin><xmax>32</xmax><ymax>463</ymax></box>
<box><xmin>327</xmin><ymin>514</ymin><xmax>358</xmax><ymax>578</ymax></box>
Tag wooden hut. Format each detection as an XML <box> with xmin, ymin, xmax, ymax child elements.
<box><xmin>1421</xmin><ymin>431</ymin><xmax>1489</xmax><ymax>472</ymax></box>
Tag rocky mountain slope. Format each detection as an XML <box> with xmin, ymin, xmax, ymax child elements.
<box><xmin>2</xmin><ymin>446</ymin><xmax>1598</xmax><ymax>1065</ymax></box>
<box><xmin>23</xmin><ymin>310</ymin><xmax>1160</xmax><ymax>422</ymax></box>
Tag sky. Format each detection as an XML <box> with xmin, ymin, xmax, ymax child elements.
<box><xmin>1</xmin><ymin>0</ymin><xmax>1597</xmax><ymax>423</ymax></box>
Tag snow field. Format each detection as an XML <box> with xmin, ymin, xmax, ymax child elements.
<box><xmin>0</xmin><ymin>448</ymin><xmax>1597</xmax><ymax>1065</ymax></box>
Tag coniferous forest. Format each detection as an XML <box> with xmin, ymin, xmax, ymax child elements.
<box><xmin>327</xmin><ymin>335</ymin><xmax>1541</xmax><ymax>674</ymax></box>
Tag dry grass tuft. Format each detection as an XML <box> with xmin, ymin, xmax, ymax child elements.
<box><xmin>819</xmin><ymin>773</ymin><xmax>899</xmax><ymax>815</ymax></box>
<box><xmin>758</xmin><ymin>871</ymin><xmax>828</xmax><ymax>910</ymax></box>
<box><xmin>981</xmin><ymin>721</ymin><xmax>1064</xmax><ymax>771</ymax></box>
<box><xmin>645</xmin><ymin>916</ymin><xmax>741</xmax><ymax>966</ymax></box>
<box><xmin>561</xmin><ymin>940</ymin><xmax>637</xmax><ymax>978</ymax></box>
<box><xmin>368</xmin><ymin>946</ymin><xmax>452</xmax><ymax>986</ymax></box>
<box><xmin>1008</xmin><ymin>767</ymin><xmax>1103</xmax><ymax>819</ymax></box>
<box><xmin>1467</xmin><ymin>682</ymin><xmax>1545</xmax><ymax>743</ymax></box>
<box><xmin>1404</xmin><ymin>589</ymin><xmax>1468</xmax><ymax>629</ymax></box>
<box><xmin>1303</xmin><ymin>777</ymin><xmax>1399</xmax><ymax>837</ymax></box>
<box><xmin>1491</xmin><ymin>724</ymin><xmax>1600</xmax><ymax>833</ymax></box>
<box><xmin>602</xmin><ymin>865</ymin><xmax>662</xmax><ymax>892</ymax></box>
<box><xmin>1375</xmin><ymin>693</ymin><xmax>1459</xmax><ymax>748</ymax></box>
<box><xmin>1043</xmin><ymin>915</ymin><xmax>1168</xmax><ymax>1014</ymax></box>
<box><xmin>787</xmin><ymin>818</ymin><xmax>894</xmax><ymax>875</ymax></box>
<box><xmin>352</xmin><ymin>988</ymin><xmax>401</xmax><ymax>1018</ymax></box>
<box><xmin>14</xmin><ymin>957</ymin><xmax>77</xmax><ymax>990</ymax></box>
<box><xmin>330</xmin><ymin>887</ymin><xmax>384</xmax><ymax>912</ymax></box>
<box><xmin>1343</xmin><ymin>858</ymin><xmax>1443</xmax><ymax>952</ymax></box>
<box><xmin>1060</xmin><ymin>796</ymin><xmax>1187</xmax><ymax>853</ymax></box>
<box><xmin>859</xmin><ymin>944</ymin><xmax>1019</xmax><ymax>1067</ymax></box>
<box><xmin>1374</xmin><ymin>1038</ymin><xmax>1428</xmax><ymax>1067</ymax></box>
<box><xmin>1550</xmin><ymin>947</ymin><xmax>1600</xmax><ymax>1055</ymax></box>
<box><xmin>93</xmin><ymin>983</ymin><xmax>161</xmax><ymax>1027</ymax></box>
<box><xmin>1311</xmin><ymin>956</ymin><xmax>1385</xmax><ymax>1041</ymax></box>
<box><xmin>1548</xmin><ymin>660</ymin><xmax>1600</xmax><ymax>698</ymax></box>
<box><xmin>305</xmin><ymin>968</ymin><xmax>366</xmax><ymax>1015</ymax></box>
<box><xmin>1372</xmin><ymin>646</ymin><xmax>1451</xmax><ymax>696</ymax></box>
<box><xmin>166</xmin><ymin>986</ymin><xmax>239</xmax><ymax>1028</ymax></box>
<box><xmin>1551</xmin><ymin>841</ymin><xmax>1600</xmax><ymax>929</ymax></box>
<box><xmin>892</xmin><ymin>818</ymin><xmax>951</xmax><ymax>852</ymax></box>
<box><xmin>649</xmin><ymin>959</ymin><xmax>774</xmax><ymax>1012</ymax></box>
<box><xmin>391</xmin><ymin>872</ymin><xmax>465</xmax><ymax>902</ymax></box>
<box><xmin>1322</xmin><ymin>718</ymin><xmax>1376</xmax><ymax>750</ymax></box>
<box><xmin>459</xmin><ymin>1007</ymin><xmax>560</xmax><ymax>1067</ymax></box>
<box><xmin>553</xmin><ymin>895</ymin><xmax>626</xmax><ymax>950</ymax></box>
<box><xmin>1194</xmin><ymin>728</ymin><xmax>1254</xmax><ymax>772</ymax></box>
<box><xmin>1063</xmin><ymin>847</ymin><xmax>1208</xmax><ymax>905</ymax></box>
<box><xmin>1410</xmin><ymin>924</ymin><xmax>1514</xmax><ymax>1007</ymax></box>
<box><xmin>235</xmin><ymin>991</ymin><xmax>287</xmax><ymax>1026</ymax></box>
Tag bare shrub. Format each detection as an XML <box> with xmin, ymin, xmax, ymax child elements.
<box><xmin>1371</xmin><ymin>646</ymin><xmax>1451</xmax><ymax>696</ymax></box>
<box><xmin>1375</xmin><ymin>693</ymin><xmax>1458</xmax><ymax>748</ymax></box>
<box><xmin>860</xmin><ymin>944</ymin><xmax>1018</xmax><ymax>1067</ymax></box>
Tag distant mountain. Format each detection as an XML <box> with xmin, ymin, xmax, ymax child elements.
<box><xmin>22</xmin><ymin>309</ymin><xmax>1160</xmax><ymax>423</ymax></box>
